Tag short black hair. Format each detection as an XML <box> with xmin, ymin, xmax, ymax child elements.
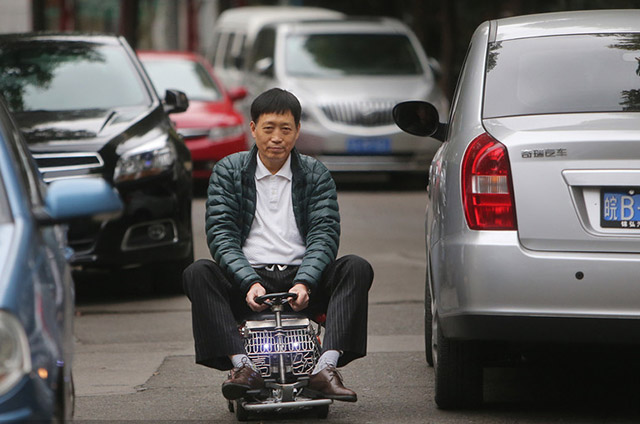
<box><xmin>250</xmin><ymin>88</ymin><xmax>301</xmax><ymax>126</ymax></box>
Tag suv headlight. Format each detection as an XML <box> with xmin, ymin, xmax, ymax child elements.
<box><xmin>209</xmin><ymin>124</ymin><xmax>244</xmax><ymax>140</ymax></box>
<box><xmin>0</xmin><ymin>311</ymin><xmax>31</xmax><ymax>395</ymax></box>
<box><xmin>114</xmin><ymin>138</ymin><xmax>176</xmax><ymax>183</ymax></box>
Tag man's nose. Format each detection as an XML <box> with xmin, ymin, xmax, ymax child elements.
<box><xmin>270</xmin><ymin>131</ymin><xmax>284</xmax><ymax>142</ymax></box>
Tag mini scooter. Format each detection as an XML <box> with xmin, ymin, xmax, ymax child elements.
<box><xmin>228</xmin><ymin>292</ymin><xmax>332</xmax><ymax>421</ymax></box>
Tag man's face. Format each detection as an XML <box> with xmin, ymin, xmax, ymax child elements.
<box><xmin>250</xmin><ymin>111</ymin><xmax>300</xmax><ymax>173</ymax></box>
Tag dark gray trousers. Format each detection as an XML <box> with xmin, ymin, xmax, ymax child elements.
<box><xmin>182</xmin><ymin>255</ymin><xmax>374</xmax><ymax>370</ymax></box>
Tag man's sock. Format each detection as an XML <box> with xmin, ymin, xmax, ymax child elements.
<box><xmin>312</xmin><ymin>350</ymin><xmax>340</xmax><ymax>375</ymax></box>
<box><xmin>230</xmin><ymin>354</ymin><xmax>258</xmax><ymax>372</ymax></box>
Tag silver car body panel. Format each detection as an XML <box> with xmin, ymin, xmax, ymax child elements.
<box><xmin>427</xmin><ymin>11</ymin><xmax>640</xmax><ymax>341</ymax></box>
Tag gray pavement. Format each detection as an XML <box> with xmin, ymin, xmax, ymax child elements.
<box><xmin>72</xmin><ymin>188</ymin><xmax>640</xmax><ymax>423</ymax></box>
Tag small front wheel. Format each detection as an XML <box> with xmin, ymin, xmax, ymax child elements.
<box><xmin>235</xmin><ymin>401</ymin><xmax>249</xmax><ymax>421</ymax></box>
<box><xmin>315</xmin><ymin>404</ymin><xmax>329</xmax><ymax>419</ymax></box>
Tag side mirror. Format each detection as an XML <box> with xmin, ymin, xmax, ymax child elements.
<box><xmin>393</xmin><ymin>101</ymin><xmax>445</xmax><ymax>141</ymax></box>
<box><xmin>227</xmin><ymin>86</ymin><xmax>248</xmax><ymax>102</ymax></box>
<box><xmin>164</xmin><ymin>89</ymin><xmax>189</xmax><ymax>114</ymax></box>
<box><xmin>254</xmin><ymin>57</ymin><xmax>274</xmax><ymax>77</ymax></box>
<box><xmin>38</xmin><ymin>178</ymin><xmax>123</xmax><ymax>224</ymax></box>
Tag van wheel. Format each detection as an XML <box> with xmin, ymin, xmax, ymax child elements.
<box><xmin>433</xmin><ymin>313</ymin><xmax>482</xmax><ymax>409</ymax></box>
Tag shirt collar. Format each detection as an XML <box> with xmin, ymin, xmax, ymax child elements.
<box><xmin>256</xmin><ymin>153</ymin><xmax>293</xmax><ymax>181</ymax></box>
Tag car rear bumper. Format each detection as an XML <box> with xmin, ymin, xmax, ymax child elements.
<box><xmin>433</xmin><ymin>230</ymin><xmax>640</xmax><ymax>343</ymax></box>
<box><xmin>441</xmin><ymin>313</ymin><xmax>640</xmax><ymax>344</ymax></box>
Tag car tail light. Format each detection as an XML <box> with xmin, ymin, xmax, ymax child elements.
<box><xmin>462</xmin><ymin>133</ymin><xmax>516</xmax><ymax>230</ymax></box>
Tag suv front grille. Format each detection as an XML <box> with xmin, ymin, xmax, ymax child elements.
<box><xmin>320</xmin><ymin>100</ymin><xmax>396</xmax><ymax>127</ymax></box>
<box><xmin>32</xmin><ymin>152</ymin><xmax>104</xmax><ymax>181</ymax></box>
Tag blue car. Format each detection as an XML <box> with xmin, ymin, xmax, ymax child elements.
<box><xmin>0</xmin><ymin>96</ymin><xmax>122</xmax><ymax>422</ymax></box>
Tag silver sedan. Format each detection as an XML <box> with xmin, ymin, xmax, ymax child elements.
<box><xmin>394</xmin><ymin>9</ymin><xmax>640</xmax><ymax>410</ymax></box>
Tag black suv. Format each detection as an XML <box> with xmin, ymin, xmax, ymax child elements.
<box><xmin>0</xmin><ymin>33</ymin><xmax>193</xmax><ymax>291</ymax></box>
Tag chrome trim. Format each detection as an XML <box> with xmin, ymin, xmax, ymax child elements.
<box><xmin>320</xmin><ymin>100</ymin><xmax>397</xmax><ymax>127</ymax></box>
<box><xmin>245</xmin><ymin>318</ymin><xmax>310</xmax><ymax>330</ymax></box>
<box><xmin>316</xmin><ymin>154</ymin><xmax>430</xmax><ymax>172</ymax></box>
<box><xmin>121</xmin><ymin>219</ymin><xmax>178</xmax><ymax>251</ymax></box>
<box><xmin>242</xmin><ymin>398</ymin><xmax>332</xmax><ymax>411</ymax></box>
<box><xmin>178</xmin><ymin>128</ymin><xmax>210</xmax><ymax>138</ymax></box>
<box><xmin>32</xmin><ymin>152</ymin><xmax>104</xmax><ymax>172</ymax></box>
<box><xmin>42</xmin><ymin>174</ymin><xmax>104</xmax><ymax>183</ymax></box>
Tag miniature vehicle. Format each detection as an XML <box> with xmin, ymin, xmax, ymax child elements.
<box><xmin>229</xmin><ymin>292</ymin><xmax>332</xmax><ymax>421</ymax></box>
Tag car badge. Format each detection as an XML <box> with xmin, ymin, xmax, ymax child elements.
<box><xmin>521</xmin><ymin>148</ymin><xmax>568</xmax><ymax>158</ymax></box>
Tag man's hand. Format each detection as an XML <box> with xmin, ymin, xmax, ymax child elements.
<box><xmin>246</xmin><ymin>283</ymin><xmax>268</xmax><ymax>312</ymax></box>
<box><xmin>289</xmin><ymin>283</ymin><xmax>310</xmax><ymax>312</ymax></box>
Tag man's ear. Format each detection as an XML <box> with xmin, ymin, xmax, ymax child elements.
<box><xmin>250</xmin><ymin>121</ymin><xmax>256</xmax><ymax>138</ymax></box>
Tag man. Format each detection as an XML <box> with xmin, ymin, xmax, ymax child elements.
<box><xmin>183</xmin><ymin>88</ymin><xmax>373</xmax><ymax>402</ymax></box>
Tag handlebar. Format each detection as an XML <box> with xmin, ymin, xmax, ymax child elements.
<box><xmin>255</xmin><ymin>292</ymin><xmax>298</xmax><ymax>306</ymax></box>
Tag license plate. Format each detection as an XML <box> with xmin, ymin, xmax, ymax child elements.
<box><xmin>601</xmin><ymin>188</ymin><xmax>640</xmax><ymax>228</ymax></box>
<box><xmin>346</xmin><ymin>137</ymin><xmax>391</xmax><ymax>154</ymax></box>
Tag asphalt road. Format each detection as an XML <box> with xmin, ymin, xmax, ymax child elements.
<box><xmin>72</xmin><ymin>182</ymin><xmax>640</xmax><ymax>423</ymax></box>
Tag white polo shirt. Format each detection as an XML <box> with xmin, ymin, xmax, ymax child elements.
<box><xmin>242</xmin><ymin>154</ymin><xmax>306</xmax><ymax>267</ymax></box>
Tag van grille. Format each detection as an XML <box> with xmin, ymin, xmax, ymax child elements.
<box><xmin>320</xmin><ymin>100</ymin><xmax>396</xmax><ymax>127</ymax></box>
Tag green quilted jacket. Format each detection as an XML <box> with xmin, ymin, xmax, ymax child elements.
<box><xmin>205</xmin><ymin>146</ymin><xmax>340</xmax><ymax>294</ymax></box>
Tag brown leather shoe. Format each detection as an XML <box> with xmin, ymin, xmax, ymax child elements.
<box><xmin>221</xmin><ymin>365</ymin><xmax>264</xmax><ymax>400</ymax></box>
<box><xmin>307</xmin><ymin>366</ymin><xmax>357</xmax><ymax>402</ymax></box>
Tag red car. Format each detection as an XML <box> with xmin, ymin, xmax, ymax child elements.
<box><xmin>138</xmin><ymin>50</ymin><xmax>248</xmax><ymax>180</ymax></box>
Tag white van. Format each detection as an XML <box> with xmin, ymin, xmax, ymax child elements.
<box><xmin>239</xmin><ymin>17</ymin><xmax>450</xmax><ymax>174</ymax></box>
<box><xmin>206</xmin><ymin>6</ymin><xmax>345</xmax><ymax>91</ymax></box>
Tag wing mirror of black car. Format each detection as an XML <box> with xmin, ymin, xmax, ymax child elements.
<box><xmin>35</xmin><ymin>178</ymin><xmax>123</xmax><ymax>225</ymax></box>
<box><xmin>164</xmin><ymin>89</ymin><xmax>189</xmax><ymax>114</ymax></box>
<box><xmin>393</xmin><ymin>101</ymin><xmax>447</xmax><ymax>142</ymax></box>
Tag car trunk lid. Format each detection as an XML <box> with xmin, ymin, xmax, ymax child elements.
<box><xmin>484</xmin><ymin>112</ymin><xmax>640</xmax><ymax>253</ymax></box>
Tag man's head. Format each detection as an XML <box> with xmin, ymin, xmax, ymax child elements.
<box><xmin>250</xmin><ymin>88</ymin><xmax>302</xmax><ymax>174</ymax></box>
<box><xmin>250</xmin><ymin>87</ymin><xmax>301</xmax><ymax>127</ymax></box>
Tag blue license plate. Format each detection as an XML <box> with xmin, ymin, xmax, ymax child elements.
<box><xmin>601</xmin><ymin>188</ymin><xmax>640</xmax><ymax>228</ymax></box>
<box><xmin>346</xmin><ymin>137</ymin><xmax>391</xmax><ymax>154</ymax></box>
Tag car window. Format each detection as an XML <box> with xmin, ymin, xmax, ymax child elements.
<box><xmin>0</xmin><ymin>99</ymin><xmax>45</xmax><ymax>209</ymax></box>
<box><xmin>484</xmin><ymin>33</ymin><xmax>640</xmax><ymax>118</ymax></box>
<box><xmin>249</xmin><ymin>27</ymin><xmax>276</xmax><ymax>72</ymax></box>
<box><xmin>285</xmin><ymin>33</ymin><xmax>423</xmax><ymax>77</ymax></box>
<box><xmin>445</xmin><ymin>41</ymin><xmax>473</xmax><ymax>140</ymax></box>
<box><xmin>0</xmin><ymin>40</ymin><xmax>151</xmax><ymax>112</ymax></box>
<box><xmin>223</xmin><ymin>32</ymin><xmax>237</xmax><ymax>69</ymax></box>
<box><xmin>142</xmin><ymin>58</ymin><xmax>223</xmax><ymax>102</ymax></box>
<box><xmin>208</xmin><ymin>31</ymin><xmax>222</xmax><ymax>65</ymax></box>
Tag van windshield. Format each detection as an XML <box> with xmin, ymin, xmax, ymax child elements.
<box><xmin>285</xmin><ymin>33</ymin><xmax>423</xmax><ymax>77</ymax></box>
